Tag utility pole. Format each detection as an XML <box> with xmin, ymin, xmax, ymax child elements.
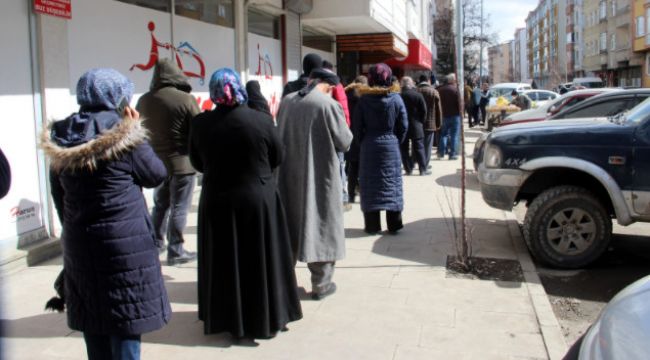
<box><xmin>455</xmin><ymin>0</ymin><xmax>468</xmax><ymax>265</ymax></box>
<box><xmin>479</xmin><ymin>0</ymin><xmax>483</xmax><ymax>83</ymax></box>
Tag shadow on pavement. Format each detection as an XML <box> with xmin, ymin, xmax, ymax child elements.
<box><xmin>369</xmin><ymin>217</ymin><xmax>524</xmax><ymax>290</ymax></box>
<box><xmin>539</xmin><ymin>233</ymin><xmax>650</xmax><ymax>303</ymax></box>
<box><xmin>435</xmin><ymin>170</ymin><xmax>480</xmax><ymax>192</ymax></box>
<box><xmin>345</xmin><ymin>228</ymin><xmax>369</xmax><ymax>239</ymax></box>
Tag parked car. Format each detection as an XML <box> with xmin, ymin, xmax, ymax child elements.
<box><xmin>520</xmin><ymin>89</ymin><xmax>559</xmax><ymax>109</ymax></box>
<box><xmin>563</xmin><ymin>275</ymin><xmax>650</xmax><ymax>359</ymax></box>
<box><xmin>474</xmin><ymin>88</ymin><xmax>650</xmax><ymax>171</ymax></box>
<box><xmin>488</xmin><ymin>83</ymin><xmax>532</xmax><ymax>106</ymax></box>
<box><xmin>500</xmin><ymin>88</ymin><xmax>614</xmax><ymax>127</ymax></box>
<box><xmin>572</xmin><ymin>76</ymin><xmax>605</xmax><ymax>89</ymax></box>
<box><xmin>477</xmin><ymin>97</ymin><xmax>650</xmax><ymax>268</ymax></box>
<box><xmin>549</xmin><ymin>88</ymin><xmax>650</xmax><ymax>120</ymax></box>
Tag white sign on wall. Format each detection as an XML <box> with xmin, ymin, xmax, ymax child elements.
<box><xmin>0</xmin><ymin>0</ymin><xmax>45</xmax><ymax>244</ymax></box>
<box><xmin>248</xmin><ymin>33</ymin><xmax>283</xmax><ymax>115</ymax></box>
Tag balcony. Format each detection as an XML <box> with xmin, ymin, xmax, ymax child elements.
<box><xmin>303</xmin><ymin>0</ymin><xmax>408</xmax><ymax>42</ymax></box>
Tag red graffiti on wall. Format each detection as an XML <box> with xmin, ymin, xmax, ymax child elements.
<box><xmin>254</xmin><ymin>44</ymin><xmax>279</xmax><ymax>115</ymax></box>
<box><xmin>130</xmin><ymin>21</ymin><xmax>206</xmax><ymax>85</ymax></box>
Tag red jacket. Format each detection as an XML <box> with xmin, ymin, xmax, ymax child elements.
<box><xmin>331</xmin><ymin>83</ymin><xmax>350</xmax><ymax>127</ymax></box>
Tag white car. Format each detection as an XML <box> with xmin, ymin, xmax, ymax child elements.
<box><xmin>488</xmin><ymin>82</ymin><xmax>532</xmax><ymax>106</ymax></box>
<box><xmin>521</xmin><ymin>89</ymin><xmax>559</xmax><ymax>108</ymax></box>
<box><xmin>502</xmin><ymin>88</ymin><xmax>615</xmax><ymax>124</ymax></box>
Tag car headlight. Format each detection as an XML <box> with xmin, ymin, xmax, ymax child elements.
<box><xmin>484</xmin><ymin>144</ymin><xmax>502</xmax><ymax>168</ymax></box>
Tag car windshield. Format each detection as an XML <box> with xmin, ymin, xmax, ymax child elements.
<box><xmin>622</xmin><ymin>97</ymin><xmax>650</xmax><ymax>124</ymax></box>
<box><xmin>491</xmin><ymin>87</ymin><xmax>515</xmax><ymax>100</ymax></box>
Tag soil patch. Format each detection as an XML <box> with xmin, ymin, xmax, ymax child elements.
<box><xmin>445</xmin><ymin>255</ymin><xmax>524</xmax><ymax>282</ymax></box>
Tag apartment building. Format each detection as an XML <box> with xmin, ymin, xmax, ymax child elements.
<box><xmin>582</xmin><ymin>0</ymin><xmax>643</xmax><ymax>86</ymax></box>
<box><xmin>526</xmin><ymin>0</ymin><xmax>568</xmax><ymax>89</ymax></box>
<box><xmin>513</xmin><ymin>28</ymin><xmax>530</xmax><ymax>82</ymax></box>
<box><xmin>488</xmin><ymin>41</ymin><xmax>513</xmax><ymax>83</ymax></box>
<box><xmin>632</xmin><ymin>0</ymin><xmax>650</xmax><ymax>87</ymax></box>
<box><xmin>566</xmin><ymin>0</ymin><xmax>584</xmax><ymax>79</ymax></box>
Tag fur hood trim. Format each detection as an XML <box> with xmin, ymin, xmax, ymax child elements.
<box><xmin>41</xmin><ymin>116</ymin><xmax>148</xmax><ymax>173</ymax></box>
<box><xmin>345</xmin><ymin>83</ymin><xmax>401</xmax><ymax>95</ymax></box>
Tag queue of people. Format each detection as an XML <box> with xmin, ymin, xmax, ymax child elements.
<box><xmin>40</xmin><ymin>54</ymin><xmax>468</xmax><ymax>359</ymax></box>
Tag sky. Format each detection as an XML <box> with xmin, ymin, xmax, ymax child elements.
<box><xmin>483</xmin><ymin>0</ymin><xmax>539</xmax><ymax>43</ymax></box>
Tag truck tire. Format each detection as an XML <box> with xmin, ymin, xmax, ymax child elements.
<box><xmin>523</xmin><ymin>185</ymin><xmax>612</xmax><ymax>269</ymax></box>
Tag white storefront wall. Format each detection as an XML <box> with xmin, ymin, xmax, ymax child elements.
<box><xmin>1</xmin><ymin>0</ymin><xmax>291</xmax><ymax>263</ymax></box>
<box><xmin>0</xmin><ymin>1</ymin><xmax>49</xmax><ymax>256</ymax></box>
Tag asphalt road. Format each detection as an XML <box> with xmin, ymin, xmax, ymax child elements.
<box><xmin>513</xmin><ymin>204</ymin><xmax>650</xmax><ymax>345</ymax></box>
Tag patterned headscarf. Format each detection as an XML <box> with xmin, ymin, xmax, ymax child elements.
<box><xmin>76</xmin><ymin>68</ymin><xmax>134</xmax><ymax>110</ymax></box>
<box><xmin>209</xmin><ymin>68</ymin><xmax>248</xmax><ymax>107</ymax></box>
<box><xmin>368</xmin><ymin>63</ymin><xmax>393</xmax><ymax>87</ymax></box>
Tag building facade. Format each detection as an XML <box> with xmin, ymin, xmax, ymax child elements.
<box><xmin>303</xmin><ymin>0</ymin><xmax>434</xmax><ymax>83</ymax></box>
<box><xmin>513</xmin><ymin>28</ymin><xmax>530</xmax><ymax>82</ymax></box>
<box><xmin>1</xmin><ymin>0</ymin><xmax>433</xmax><ymax>267</ymax></box>
<box><xmin>582</xmin><ymin>0</ymin><xmax>643</xmax><ymax>86</ymax></box>
<box><xmin>565</xmin><ymin>0</ymin><xmax>584</xmax><ymax>80</ymax></box>
<box><xmin>632</xmin><ymin>0</ymin><xmax>650</xmax><ymax>87</ymax></box>
<box><xmin>526</xmin><ymin>0</ymin><xmax>568</xmax><ymax>89</ymax></box>
<box><xmin>488</xmin><ymin>41</ymin><xmax>513</xmax><ymax>83</ymax></box>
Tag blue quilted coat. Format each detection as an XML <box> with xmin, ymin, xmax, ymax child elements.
<box><xmin>42</xmin><ymin>110</ymin><xmax>171</xmax><ymax>336</ymax></box>
<box><xmin>352</xmin><ymin>84</ymin><xmax>408</xmax><ymax>212</ymax></box>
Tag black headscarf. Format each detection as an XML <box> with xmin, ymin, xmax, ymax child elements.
<box><xmin>245</xmin><ymin>80</ymin><xmax>271</xmax><ymax>115</ymax></box>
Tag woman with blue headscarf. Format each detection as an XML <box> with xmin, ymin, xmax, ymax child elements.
<box><xmin>41</xmin><ymin>68</ymin><xmax>170</xmax><ymax>359</ymax></box>
<box><xmin>189</xmin><ymin>68</ymin><xmax>302</xmax><ymax>340</ymax></box>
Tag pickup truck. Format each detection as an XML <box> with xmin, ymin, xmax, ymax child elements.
<box><xmin>477</xmin><ymin>98</ymin><xmax>650</xmax><ymax>268</ymax></box>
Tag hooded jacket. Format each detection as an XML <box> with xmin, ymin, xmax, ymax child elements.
<box><xmin>41</xmin><ymin>110</ymin><xmax>171</xmax><ymax>336</ymax></box>
<box><xmin>137</xmin><ymin>59</ymin><xmax>200</xmax><ymax>175</ymax></box>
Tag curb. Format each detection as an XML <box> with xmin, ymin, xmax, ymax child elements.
<box><xmin>504</xmin><ymin>211</ymin><xmax>568</xmax><ymax>360</ymax></box>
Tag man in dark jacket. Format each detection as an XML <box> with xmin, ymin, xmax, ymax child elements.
<box><xmin>417</xmin><ymin>75</ymin><xmax>442</xmax><ymax>170</ymax></box>
<box><xmin>399</xmin><ymin>76</ymin><xmax>429</xmax><ymax>175</ymax></box>
<box><xmin>137</xmin><ymin>58</ymin><xmax>200</xmax><ymax>265</ymax></box>
<box><xmin>281</xmin><ymin>53</ymin><xmax>322</xmax><ymax>98</ymax></box>
<box><xmin>437</xmin><ymin>73</ymin><xmax>462</xmax><ymax>160</ymax></box>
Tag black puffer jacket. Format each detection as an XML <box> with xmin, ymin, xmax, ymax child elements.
<box><xmin>42</xmin><ymin>110</ymin><xmax>171</xmax><ymax>335</ymax></box>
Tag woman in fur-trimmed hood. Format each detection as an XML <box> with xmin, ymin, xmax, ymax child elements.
<box><xmin>351</xmin><ymin>63</ymin><xmax>408</xmax><ymax>234</ymax></box>
<box><xmin>41</xmin><ymin>68</ymin><xmax>170</xmax><ymax>359</ymax></box>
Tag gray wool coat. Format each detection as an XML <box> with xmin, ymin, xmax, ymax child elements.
<box><xmin>276</xmin><ymin>89</ymin><xmax>353</xmax><ymax>263</ymax></box>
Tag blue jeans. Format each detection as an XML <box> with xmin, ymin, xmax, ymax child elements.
<box><xmin>151</xmin><ymin>174</ymin><xmax>195</xmax><ymax>256</ymax></box>
<box><xmin>437</xmin><ymin>116</ymin><xmax>461</xmax><ymax>159</ymax></box>
<box><xmin>423</xmin><ymin>131</ymin><xmax>435</xmax><ymax>168</ymax></box>
<box><xmin>83</xmin><ymin>333</ymin><xmax>141</xmax><ymax>360</ymax></box>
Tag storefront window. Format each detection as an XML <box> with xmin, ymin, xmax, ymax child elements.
<box><xmin>176</xmin><ymin>0</ymin><xmax>234</xmax><ymax>28</ymax></box>
<box><xmin>248</xmin><ymin>8</ymin><xmax>280</xmax><ymax>39</ymax></box>
<box><xmin>302</xmin><ymin>27</ymin><xmax>333</xmax><ymax>53</ymax></box>
<box><xmin>115</xmin><ymin>0</ymin><xmax>171</xmax><ymax>12</ymax></box>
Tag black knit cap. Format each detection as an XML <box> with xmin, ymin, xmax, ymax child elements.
<box><xmin>309</xmin><ymin>68</ymin><xmax>340</xmax><ymax>86</ymax></box>
<box><xmin>302</xmin><ymin>53</ymin><xmax>323</xmax><ymax>75</ymax></box>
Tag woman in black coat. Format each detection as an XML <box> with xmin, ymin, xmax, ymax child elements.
<box><xmin>41</xmin><ymin>68</ymin><xmax>171</xmax><ymax>359</ymax></box>
<box><xmin>245</xmin><ymin>80</ymin><xmax>271</xmax><ymax>116</ymax></box>
<box><xmin>189</xmin><ymin>68</ymin><xmax>302</xmax><ymax>340</ymax></box>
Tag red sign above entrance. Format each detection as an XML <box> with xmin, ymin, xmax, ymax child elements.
<box><xmin>34</xmin><ymin>0</ymin><xmax>71</xmax><ymax>19</ymax></box>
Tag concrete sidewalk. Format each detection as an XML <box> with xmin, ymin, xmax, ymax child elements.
<box><xmin>0</xmin><ymin>127</ymin><xmax>567</xmax><ymax>360</ymax></box>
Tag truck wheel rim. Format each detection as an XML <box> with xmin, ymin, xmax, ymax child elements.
<box><xmin>546</xmin><ymin>207</ymin><xmax>596</xmax><ymax>255</ymax></box>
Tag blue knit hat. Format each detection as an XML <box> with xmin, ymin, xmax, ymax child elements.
<box><xmin>76</xmin><ymin>68</ymin><xmax>134</xmax><ymax>110</ymax></box>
